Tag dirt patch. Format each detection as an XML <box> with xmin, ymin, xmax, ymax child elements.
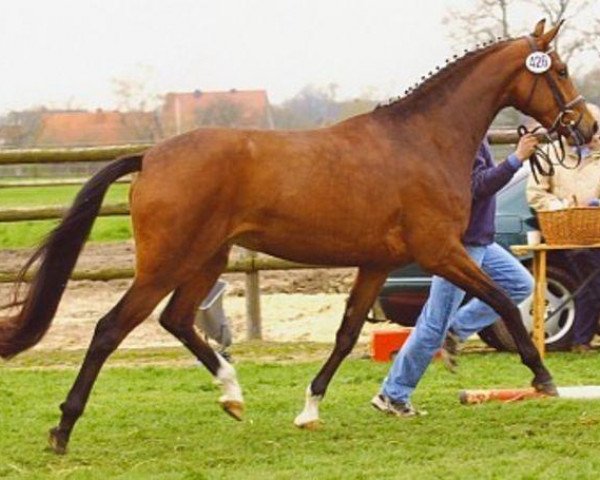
<box><xmin>0</xmin><ymin>243</ymin><xmax>398</xmax><ymax>352</ymax></box>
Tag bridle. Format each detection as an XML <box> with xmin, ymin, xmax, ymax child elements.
<box><xmin>519</xmin><ymin>35</ymin><xmax>586</xmax><ymax>183</ymax></box>
<box><xmin>523</xmin><ymin>36</ymin><xmax>585</xmax><ymax>134</ymax></box>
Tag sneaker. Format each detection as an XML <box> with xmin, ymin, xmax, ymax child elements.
<box><xmin>441</xmin><ymin>329</ymin><xmax>461</xmax><ymax>373</ymax></box>
<box><xmin>443</xmin><ymin>329</ymin><xmax>461</xmax><ymax>356</ymax></box>
<box><xmin>571</xmin><ymin>343</ymin><xmax>593</xmax><ymax>353</ymax></box>
<box><xmin>370</xmin><ymin>393</ymin><xmax>426</xmax><ymax>417</ymax></box>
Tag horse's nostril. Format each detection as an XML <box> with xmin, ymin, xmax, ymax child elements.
<box><xmin>593</xmin><ymin>121</ymin><xmax>599</xmax><ymax>134</ymax></box>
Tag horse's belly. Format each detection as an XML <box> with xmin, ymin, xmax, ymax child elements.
<box><xmin>234</xmin><ymin>226</ymin><xmax>409</xmax><ymax>268</ymax></box>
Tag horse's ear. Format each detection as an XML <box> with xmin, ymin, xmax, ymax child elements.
<box><xmin>532</xmin><ymin>19</ymin><xmax>546</xmax><ymax>37</ymax></box>
<box><xmin>539</xmin><ymin>20</ymin><xmax>564</xmax><ymax>49</ymax></box>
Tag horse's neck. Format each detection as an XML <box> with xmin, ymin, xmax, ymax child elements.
<box><xmin>387</xmin><ymin>43</ymin><xmax>524</xmax><ymax>167</ymax></box>
<box><xmin>435</xmin><ymin>53</ymin><xmax>518</xmax><ymax>156</ymax></box>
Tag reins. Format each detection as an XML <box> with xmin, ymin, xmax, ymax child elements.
<box><xmin>517</xmin><ymin>124</ymin><xmax>577</xmax><ymax>184</ymax></box>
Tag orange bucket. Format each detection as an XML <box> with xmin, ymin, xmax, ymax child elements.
<box><xmin>371</xmin><ymin>329</ymin><xmax>412</xmax><ymax>362</ymax></box>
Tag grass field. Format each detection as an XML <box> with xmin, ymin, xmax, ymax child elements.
<box><xmin>1</xmin><ymin>344</ymin><xmax>600</xmax><ymax>479</ymax></box>
<box><xmin>0</xmin><ymin>184</ymin><xmax>129</xmax><ymax>208</ymax></box>
<box><xmin>0</xmin><ymin>184</ymin><xmax>131</xmax><ymax>248</ymax></box>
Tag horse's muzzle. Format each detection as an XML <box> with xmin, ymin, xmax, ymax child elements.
<box><xmin>565</xmin><ymin>121</ymin><xmax>596</xmax><ymax>146</ymax></box>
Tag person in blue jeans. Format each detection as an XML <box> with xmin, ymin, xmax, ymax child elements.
<box><xmin>372</xmin><ymin>133</ymin><xmax>539</xmax><ymax>416</ymax></box>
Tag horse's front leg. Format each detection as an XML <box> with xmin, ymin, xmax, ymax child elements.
<box><xmin>294</xmin><ymin>267</ymin><xmax>389</xmax><ymax>429</ymax></box>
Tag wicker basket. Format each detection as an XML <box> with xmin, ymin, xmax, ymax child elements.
<box><xmin>537</xmin><ymin>207</ymin><xmax>600</xmax><ymax>245</ymax></box>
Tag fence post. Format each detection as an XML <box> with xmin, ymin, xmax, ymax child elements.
<box><xmin>370</xmin><ymin>299</ymin><xmax>387</xmax><ymax>321</ymax></box>
<box><xmin>244</xmin><ymin>249</ymin><xmax>262</xmax><ymax>340</ymax></box>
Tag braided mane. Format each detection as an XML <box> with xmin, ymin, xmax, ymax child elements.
<box><xmin>374</xmin><ymin>37</ymin><xmax>515</xmax><ymax>114</ymax></box>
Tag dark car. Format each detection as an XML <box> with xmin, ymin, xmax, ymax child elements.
<box><xmin>377</xmin><ymin>166</ymin><xmax>599</xmax><ymax>351</ymax></box>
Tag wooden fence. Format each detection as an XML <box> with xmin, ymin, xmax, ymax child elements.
<box><xmin>0</xmin><ymin>130</ymin><xmax>531</xmax><ymax>339</ymax></box>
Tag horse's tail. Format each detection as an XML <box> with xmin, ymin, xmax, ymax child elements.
<box><xmin>0</xmin><ymin>153</ymin><xmax>144</xmax><ymax>359</ymax></box>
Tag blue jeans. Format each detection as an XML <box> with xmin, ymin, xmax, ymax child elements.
<box><xmin>382</xmin><ymin>242</ymin><xmax>533</xmax><ymax>403</ymax></box>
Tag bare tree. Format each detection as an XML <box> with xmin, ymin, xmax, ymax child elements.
<box><xmin>195</xmin><ymin>99</ymin><xmax>244</xmax><ymax>128</ymax></box>
<box><xmin>443</xmin><ymin>0</ymin><xmax>513</xmax><ymax>44</ymax></box>
<box><xmin>112</xmin><ymin>65</ymin><xmax>161</xmax><ymax>113</ymax></box>
<box><xmin>528</xmin><ymin>0</ymin><xmax>593</xmax><ymax>60</ymax></box>
<box><xmin>444</xmin><ymin>0</ymin><xmax>596</xmax><ymax>62</ymax></box>
<box><xmin>111</xmin><ymin>66</ymin><xmax>162</xmax><ymax>141</ymax></box>
<box><xmin>595</xmin><ymin>19</ymin><xmax>600</xmax><ymax>57</ymax></box>
<box><xmin>579</xmin><ymin>67</ymin><xmax>600</xmax><ymax>106</ymax></box>
<box><xmin>0</xmin><ymin>109</ymin><xmax>45</xmax><ymax>148</ymax></box>
<box><xmin>271</xmin><ymin>85</ymin><xmax>340</xmax><ymax>130</ymax></box>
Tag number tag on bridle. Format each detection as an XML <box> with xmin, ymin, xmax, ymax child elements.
<box><xmin>526</xmin><ymin>52</ymin><xmax>552</xmax><ymax>74</ymax></box>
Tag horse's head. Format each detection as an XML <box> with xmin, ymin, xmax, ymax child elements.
<box><xmin>509</xmin><ymin>19</ymin><xmax>598</xmax><ymax>145</ymax></box>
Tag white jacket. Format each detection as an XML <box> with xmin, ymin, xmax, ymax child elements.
<box><xmin>526</xmin><ymin>144</ymin><xmax>600</xmax><ymax>211</ymax></box>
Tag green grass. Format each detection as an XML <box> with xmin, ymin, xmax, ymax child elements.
<box><xmin>0</xmin><ymin>184</ymin><xmax>130</xmax><ymax>208</ymax></box>
<box><xmin>1</xmin><ymin>345</ymin><xmax>600</xmax><ymax>479</ymax></box>
<box><xmin>0</xmin><ymin>184</ymin><xmax>131</xmax><ymax>248</ymax></box>
<box><xmin>0</xmin><ymin>217</ymin><xmax>133</xmax><ymax>248</ymax></box>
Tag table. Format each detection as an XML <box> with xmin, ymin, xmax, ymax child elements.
<box><xmin>510</xmin><ymin>243</ymin><xmax>600</xmax><ymax>357</ymax></box>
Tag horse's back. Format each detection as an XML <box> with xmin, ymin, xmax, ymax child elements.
<box><xmin>133</xmin><ymin>120</ymin><xmax>398</xmax><ymax>210</ymax></box>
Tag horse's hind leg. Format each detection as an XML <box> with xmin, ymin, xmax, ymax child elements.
<box><xmin>158</xmin><ymin>247</ymin><xmax>244</xmax><ymax>420</ymax></box>
<box><xmin>428</xmin><ymin>244</ymin><xmax>556</xmax><ymax>393</ymax></box>
<box><xmin>294</xmin><ymin>267</ymin><xmax>389</xmax><ymax>429</ymax></box>
<box><xmin>48</xmin><ymin>280</ymin><xmax>172</xmax><ymax>454</ymax></box>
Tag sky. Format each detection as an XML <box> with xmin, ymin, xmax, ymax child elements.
<box><xmin>1</xmin><ymin>0</ymin><xmax>598</xmax><ymax>114</ymax></box>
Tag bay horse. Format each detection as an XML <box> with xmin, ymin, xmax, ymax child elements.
<box><xmin>1</xmin><ymin>20</ymin><xmax>597</xmax><ymax>454</ymax></box>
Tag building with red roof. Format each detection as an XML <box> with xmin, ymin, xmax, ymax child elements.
<box><xmin>0</xmin><ymin>89</ymin><xmax>273</xmax><ymax>148</ymax></box>
<box><xmin>33</xmin><ymin>109</ymin><xmax>160</xmax><ymax>147</ymax></box>
<box><xmin>161</xmin><ymin>89</ymin><xmax>274</xmax><ymax>137</ymax></box>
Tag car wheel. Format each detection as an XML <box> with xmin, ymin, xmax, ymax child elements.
<box><xmin>478</xmin><ymin>264</ymin><xmax>578</xmax><ymax>352</ymax></box>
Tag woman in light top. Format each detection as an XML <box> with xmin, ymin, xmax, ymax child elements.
<box><xmin>527</xmin><ymin>104</ymin><xmax>600</xmax><ymax>211</ymax></box>
<box><xmin>526</xmin><ymin>103</ymin><xmax>600</xmax><ymax>352</ymax></box>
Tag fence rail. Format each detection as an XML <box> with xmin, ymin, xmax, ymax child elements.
<box><xmin>0</xmin><ymin>144</ymin><xmax>151</xmax><ymax>165</ymax></box>
<box><xmin>0</xmin><ymin>203</ymin><xmax>130</xmax><ymax>222</ymax></box>
<box><xmin>0</xmin><ymin>178</ymin><xmax>131</xmax><ymax>189</ymax></box>
<box><xmin>0</xmin><ymin>255</ymin><xmax>332</xmax><ymax>284</ymax></box>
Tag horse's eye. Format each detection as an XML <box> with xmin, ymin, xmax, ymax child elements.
<box><xmin>558</xmin><ymin>68</ymin><xmax>568</xmax><ymax>78</ymax></box>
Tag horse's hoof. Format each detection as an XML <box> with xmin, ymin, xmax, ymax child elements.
<box><xmin>47</xmin><ymin>427</ymin><xmax>67</xmax><ymax>455</ymax></box>
<box><xmin>293</xmin><ymin>411</ymin><xmax>322</xmax><ymax>430</ymax></box>
<box><xmin>532</xmin><ymin>379</ymin><xmax>559</xmax><ymax>397</ymax></box>
<box><xmin>294</xmin><ymin>419</ymin><xmax>321</xmax><ymax>430</ymax></box>
<box><xmin>220</xmin><ymin>400</ymin><xmax>244</xmax><ymax>421</ymax></box>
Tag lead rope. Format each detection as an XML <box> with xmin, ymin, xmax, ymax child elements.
<box><xmin>517</xmin><ymin>125</ymin><xmax>555</xmax><ymax>184</ymax></box>
<box><xmin>517</xmin><ymin>124</ymin><xmax>583</xmax><ymax>184</ymax></box>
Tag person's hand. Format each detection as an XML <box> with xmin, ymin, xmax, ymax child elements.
<box><xmin>589</xmin><ymin>134</ymin><xmax>600</xmax><ymax>152</ymax></box>
<box><xmin>587</xmin><ymin>198</ymin><xmax>600</xmax><ymax>207</ymax></box>
<box><xmin>515</xmin><ymin>133</ymin><xmax>539</xmax><ymax>161</ymax></box>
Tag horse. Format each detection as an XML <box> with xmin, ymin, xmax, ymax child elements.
<box><xmin>0</xmin><ymin>19</ymin><xmax>597</xmax><ymax>454</ymax></box>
